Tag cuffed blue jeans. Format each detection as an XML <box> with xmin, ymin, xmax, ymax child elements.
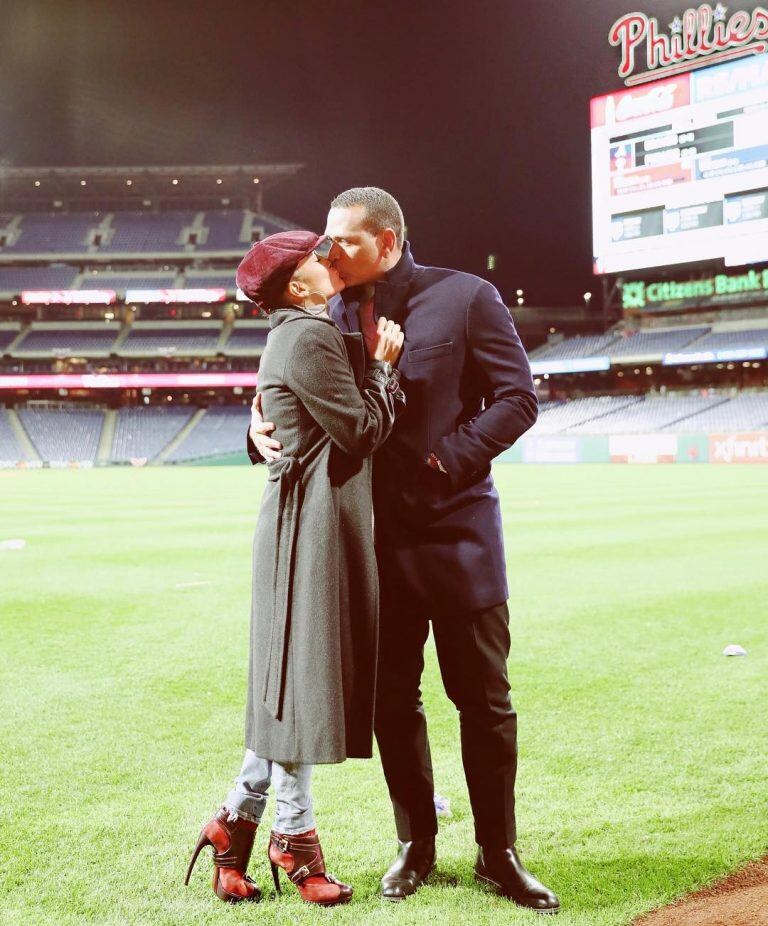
<box><xmin>224</xmin><ymin>749</ymin><xmax>315</xmax><ymax>834</ymax></box>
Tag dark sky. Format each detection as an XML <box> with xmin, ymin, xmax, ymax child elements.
<box><xmin>1</xmin><ymin>0</ymin><xmax>760</xmax><ymax>305</ymax></box>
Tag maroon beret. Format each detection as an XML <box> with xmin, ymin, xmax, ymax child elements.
<box><xmin>236</xmin><ymin>230</ymin><xmax>323</xmax><ymax>312</ymax></box>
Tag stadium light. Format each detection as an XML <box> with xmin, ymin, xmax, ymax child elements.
<box><xmin>583</xmin><ymin>291</ymin><xmax>592</xmax><ymax>308</ymax></box>
<box><xmin>516</xmin><ymin>289</ymin><xmax>523</xmax><ymax>296</ymax></box>
<box><xmin>126</xmin><ymin>180</ymin><xmax>132</xmax><ymax>186</ymax></box>
<box><xmin>216</xmin><ymin>178</ymin><xmax>223</xmax><ymax>184</ymax></box>
<box><xmin>80</xmin><ymin>180</ymin><xmax>86</xmax><ymax>186</ymax></box>
<box><xmin>253</xmin><ymin>178</ymin><xmax>260</xmax><ymax>184</ymax></box>
<box><xmin>34</xmin><ymin>180</ymin><xmax>40</xmax><ymax>187</ymax></box>
<box><xmin>172</xmin><ymin>179</ymin><xmax>179</xmax><ymax>185</ymax></box>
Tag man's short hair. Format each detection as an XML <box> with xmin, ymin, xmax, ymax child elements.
<box><xmin>330</xmin><ymin>187</ymin><xmax>405</xmax><ymax>247</ymax></box>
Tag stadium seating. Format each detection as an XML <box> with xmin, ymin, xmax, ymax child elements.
<box><xmin>530</xmin><ymin>326</ymin><xmax>719</xmax><ymax>363</ymax></box>
<box><xmin>222</xmin><ymin>325</ymin><xmax>269</xmax><ymax>354</ymax></box>
<box><xmin>18</xmin><ymin>407</ymin><xmax>104</xmax><ymax>461</ymax></box>
<box><xmin>530</xmin><ymin>396</ymin><xmax>643</xmax><ymax>433</ymax></box>
<box><xmin>606</xmin><ymin>327</ymin><xmax>710</xmax><ymax>358</ymax></box>
<box><xmin>79</xmin><ymin>272</ymin><xmax>178</xmax><ymax>292</ymax></box>
<box><xmin>118</xmin><ymin>323</ymin><xmax>222</xmax><ymax>355</ymax></box>
<box><xmin>682</xmin><ymin>327</ymin><xmax>768</xmax><ymax>353</ymax></box>
<box><xmin>564</xmin><ymin>395</ymin><xmax>726</xmax><ymax>433</ymax></box>
<box><xmin>0</xmin><ymin>265</ymin><xmax>79</xmax><ymax>294</ymax></box>
<box><xmin>183</xmin><ymin>271</ymin><xmax>236</xmax><ymax>290</ymax></box>
<box><xmin>110</xmin><ymin>407</ymin><xmax>194</xmax><ymax>461</ymax></box>
<box><xmin>0</xmin><ymin>408</ymin><xmax>25</xmax><ymax>462</ymax></box>
<box><xmin>659</xmin><ymin>393</ymin><xmax>768</xmax><ymax>431</ymax></box>
<box><xmin>167</xmin><ymin>406</ymin><xmax>250</xmax><ymax>461</ymax></box>
<box><xmin>0</xmin><ymin>326</ymin><xmax>21</xmax><ymax>352</ymax></box>
<box><xmin>0</xmin><ymin>213</ymin><xmax>98</xmax><ymax>254</ymax></box>
<box><xmin>196</xmin><ymin>210</ymin><xmax>246</xmax><ymax>251</ymax></box>
<box><xmin>11</xmin><ymin>324</ymin><xmax>120</xmax><ymax>356</ymax></box>
<box><xmin>108</xmin><ymin>211</ymin><xmax>197</xmax><ymax>252</ymax></box>
<box><xmin>0</xmin><ymin>210</ymin><xmax>295</xmax><ymax>258</ymax></box>
<box><xmin>529</xmin><ymin>334</ymin><xmax>620</xmax><ymax>361</ymax></box>
<box><xmin>2</xmin><ymin>393</ymin><xmax>767</xmax><ymax>467</ymax></box>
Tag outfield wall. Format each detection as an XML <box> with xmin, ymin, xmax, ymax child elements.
<box><xmin>497</xmin><ymin>431</ymin><xmax>768</xmax><ymax>464</ymax></box>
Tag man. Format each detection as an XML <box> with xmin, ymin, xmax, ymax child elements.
<box><xmin>249</xmin><ymin>187</ymin><xmax>559</xmax><ymax>914</ymax></box>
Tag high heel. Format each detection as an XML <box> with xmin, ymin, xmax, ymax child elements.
<box><xmin>268</xmin><ymin>829</ymin><xmax>352</xmax><ymax>906</ymax></box>
<box><xmin>270</xmin><ymin>861</ymin><xmax>282</xmax><ymax>895</ymax></box>
<box><xmin>184</xmin><ymin>831</ymin><xmax>213</xmax><ymax>885</ymax></box>
<box><xmin>185</xmin><ymin>807</ymin><xmax>262</xmax><ymax>903</ymax></box>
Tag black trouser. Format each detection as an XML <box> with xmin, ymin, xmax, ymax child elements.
<box><xmin>374</xmin><ymin>599</ymin><xmax>517</xmax><ymax>850</ymax></box>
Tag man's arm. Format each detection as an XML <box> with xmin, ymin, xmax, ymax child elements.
<box><xmin>246</xmin><ymin>393</ymin><xmax>282</xmax><ymax>464</ymax></box>
<box><xmin>432</xmin><ymin>280</ymin><xmax>537</xmax><ymax>489</ymax></box>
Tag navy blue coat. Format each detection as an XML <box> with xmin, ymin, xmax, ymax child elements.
<box><xmin>330</xmin><ymin>243</ymin><xmax>538</xmax><ymax>615</ymax></box>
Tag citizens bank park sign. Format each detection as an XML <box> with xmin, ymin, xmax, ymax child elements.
<box><xmin>610</xmin><ymin>3</ymin><xmax>768</xmax><ymax>85</ymax></box>
<box><xmin>621</xmin><ymin>267</ymin><xmax>768</xmax><ymax>309</ymax></box>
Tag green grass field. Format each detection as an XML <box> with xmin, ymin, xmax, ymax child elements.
<box><xmin>1</xmin><ymin>464</ymin><xmax>766</xmax><ymax>926</ymax></box>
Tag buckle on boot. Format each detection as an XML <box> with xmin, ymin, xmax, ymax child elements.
<box><xmin>274</xmin><ymin>835</ymin><xmax>291</xmax><ymax>853</ymax></box>
<box><xmin>292</xmin><ymin>865</ymin><xmax>310</xmax><ymax>882</ymax></box>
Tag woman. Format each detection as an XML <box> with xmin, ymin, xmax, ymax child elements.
<box><xmin>185</xmin><ymin>230</ymin><xmax>404</xmax><ymax>906</ymax></box>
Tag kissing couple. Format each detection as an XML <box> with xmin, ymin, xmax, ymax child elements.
<box><xmin>185</xmin><ymin>187</ymin><xmax>559</xmax><ymax>914</ymax></box>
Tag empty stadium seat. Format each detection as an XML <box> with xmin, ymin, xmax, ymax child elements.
<box><xmin>607</xmin><ymin>327</ymin><xmax>709</xmax><ymax>358</ymax></box>
<box><xmin>0</xmin><ymin>408</ymin><xmax>25</xmax><ymax>462</ymax></box>
<box><xmin>167</xmin><ymin>406</ymin><xmax>250</xmax><ymax>461</ymax></box>
<box><xmin>19</xmin><ymin>407</ymin><xmax>104</xmax><ymax>462</ymax></box>
<box><xmin>0</xmin><ymin>265</ymin><xmax>79</xmax><ymax>294</ymax></box>
<box><xmin>110</xmin><ymin>407</ymin><xmax>194</xmax><ymax>461</ymax></box>
<box><xmin>118</xmin><ymin>323</ymin><xmax>222</xmax><ymax>355</ymax></box>
<box><xmin>682</xmin><ymin>327</ymin><xmax>768</xmax><ymax>353</ymax></box>
<box><xmin>12</xmin><ymin>325</ymin><xmax>120</xmax><ymax>356</ymax></box>
<box><xmin>222</xmin><ymin>326</ymin><xmax>269</xmax><ymax>354</ymax></box>
<box><xmin>531</xmin><ymin>396</ymin><xmax>642</xmax><ymax>433</ymax></box>
<box><xmin>529</xmin><ymin>334</ymin><xmax>619</xmax><ymax>361</ymax></box>
<box><xmin>660</xmin><ymin>393</ymin><xmax>768</xmax><ymax>431</ymax></box>
<box><xmin>1</xmin><ymin>213</ymin><xmax>98</xmax><ymax>254</ymax></box>
<box><xmin>108</xmin><ymin>211</ymin><xmax>196</xmax><ymax>252</ymax></box>
<box><xmin>567</xmin><ymin>395</ymin><xmax>725</xmax><ymax>433</ymax></box>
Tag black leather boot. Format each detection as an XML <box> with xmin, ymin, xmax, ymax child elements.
<box><xmin>381</xmin><ymin>837</ymin><xmax>436</xmax><ymax>901</ymax></box>
<box><xmin>475</xmin><ymin>846</ymin><xmax>559</xmax><ymax>914</ymax></box>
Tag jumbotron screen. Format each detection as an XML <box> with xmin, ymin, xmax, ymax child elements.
<box><xmin>591</xmin><ymin>55</ymin><xmax>768</xmax><ymax>274</ymax></box>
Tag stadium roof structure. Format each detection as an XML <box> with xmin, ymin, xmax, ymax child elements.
<box><xmin>0</xmin><ymin>164</ymin><xmax>304</xmax><ymax>212</ymax></box>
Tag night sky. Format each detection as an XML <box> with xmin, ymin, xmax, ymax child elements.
<box><xmin>1</xmin><ymin>0</ymin><xmax>762</xmax><ymax>305</ymax></box>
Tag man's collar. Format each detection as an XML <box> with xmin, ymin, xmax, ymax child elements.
<box><xmin>337</xmin><ymin>241</ymin><xmax>416</xmax><ymax>327</ymax></box>
<box><xmin>374</xmin><ymin>241</ymin><xmax>415</xmax><ymax>324</ymax></box>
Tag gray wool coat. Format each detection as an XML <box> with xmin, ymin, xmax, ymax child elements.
<box><xmin>244</xmin><ymin>306</ymin><xmax>401</xmax><ymax>765</ymax></box>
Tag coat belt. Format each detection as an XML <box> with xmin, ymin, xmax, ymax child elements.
<box><xmin>262</xmin><ymin>455</ymin><xmax>303</xmax><ymax>720</ymax></box>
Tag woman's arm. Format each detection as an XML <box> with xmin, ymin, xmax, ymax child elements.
<box><xmin>285</xmin><ymin>323</ymin><xmax>401</xmax><ymax>457</ymax></box>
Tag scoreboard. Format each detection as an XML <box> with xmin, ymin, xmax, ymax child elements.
<box><xmin>591</xmin><ymin>54</ymin><xmax>768</xmax><ymax>274</ymax></box>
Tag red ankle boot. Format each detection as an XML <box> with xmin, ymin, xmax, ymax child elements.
<box><xmin>185</xmin><ymin>807</ymin><xmax>261</xmax><ymax>903</ymax></box>
<box><xmin>268</xmin><ymin>829</ymin><xmax>352</xmax><ymax>905</ymax></box>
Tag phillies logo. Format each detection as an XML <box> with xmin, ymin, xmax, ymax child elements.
<box><xmin>610</xmin><ymin>4</ymin><xmax>768</xmax><ymax>86</ymax></box>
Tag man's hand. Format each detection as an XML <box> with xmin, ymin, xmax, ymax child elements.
<box><xmin>249</xmin><ymin>393</ymin><xmax>282</xmax><ymax>462</ymax></box>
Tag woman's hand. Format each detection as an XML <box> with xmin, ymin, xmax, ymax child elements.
<box><xmin>374</xmin><ymin>317</ymin><xmax>404</xmax><ymax>365</ymax></box>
